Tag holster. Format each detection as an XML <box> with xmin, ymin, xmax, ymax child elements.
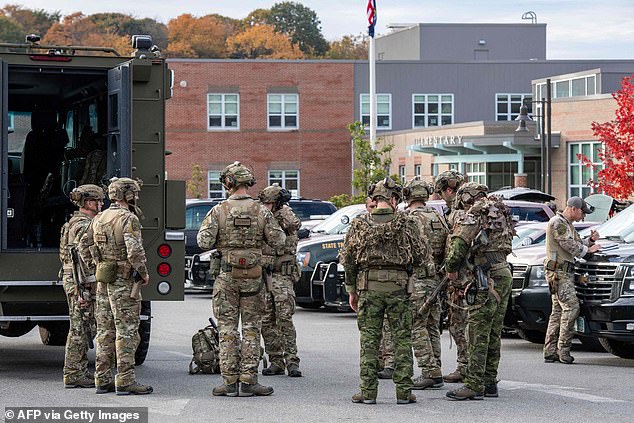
<box><xmin>475</xmin><ymin>265</ymin><xmax>489</xmax><ymax>291</ymax></box>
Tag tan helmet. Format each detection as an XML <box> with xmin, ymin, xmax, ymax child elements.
<box><xmin>69</xmin><ymin>184</ymin><xmax>105</xmax><ymax>207</ymax></box>
<box><xmin>220</xmin><ymin>161</ymin><xmax>256</xmax><ymax>190</ymax></box>
<box><xmin>455</xmin><ymin>181</ymin><xmax>488</xmax><ymax>209</ymax></box>
<box><xmin>367</xmin><ymin>177</ymin><xmax>403</xmax><ymax>203</ymax></box>
<box><xmin>403</xmin><ymin>176</ymin><xmax>434</xmax><ymax>203</ymax></box>
<box><xmin>107</xmin><ymin>177</ymin><xmax>142</xmax><ymax>202</ymax></box>
<box><xmin>259</xmin><ymin>183</ymin><xmax>292</xmax><ymax>207</ymax></box>
<box><xmin>434</xmin><ymin>169</ymin><xmax>465</xmax><ymax>193</ymax></box>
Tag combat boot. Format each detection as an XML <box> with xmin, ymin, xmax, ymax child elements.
<box><xmin>95</xmin><ymin>383</ymin><xmax>115</xmax><ymax>394</ymax></box>
<box><xmin>544</xmin><ymin>354</ymin><xmax>559</xmax><ymax>363</ymax></box>
<box><xmin>484</xmin><ymin>383</ymin><xmax>498</xmax><ymax>398</ymax></box>
<box><xmin>240</xmin><ymin>382</ymin><xmax>274</xmax><ymax>397</ymax></box>
<box><xmin>262</xmin><ymin>363</ymin><xmax>285</xmax><ymax>376</ymax></box>
<box><xmin>287</xmin><ymin>363</ymin><xmax>302</xmax><ymax>377</ymax></box>
<box><xmin>377</xmin><ymin>367</ymin><xmax>394</xmax><ymax>379</ymax></box>
<box><xmin>351</xmin><ymin>392</ymin><xmax>376</xmax><ymax>404</ymax></box>
<box><xmin>64</xmin><ymin>376</ymin><xmax>95</xmax><ymax>389</ymax></box>
<box><xmin>446</xmin><ymin>386</ymin><xmax>483</xmax><ymax>401</ymax></box>
<box><xmin>396</xmin><ymin>393</ymin><xmax>417</xmax><ymax>404</ymax></box>
<box><xmin>413</xmin><ymin>374</ymin><xmax>444</xmax><ymax>390</ymax></box>
<box><xmin>212</xmin><ymin>382</ymin><xmax>238</xmax><ymax>397</ymax></box>
<box><xmin>559</xmin><ymin>351</ymin><xmax>575</xmax><ymax>364</ymax></box>
<box><xmin>443</xmin><ymin>369</ymin><xmax>464</xmax><ymax>383</ymax></box>
<box><xmin>116</xmin><ymin>383</ymin><xmax>154</xmax><ymax>396</ymax></box>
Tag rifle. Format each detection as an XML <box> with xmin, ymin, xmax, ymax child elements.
<box><xmin>69</xmin><ymin>246</ymin><xmax>94</xmax><ymax>350</ymax></box>
<box><xmin>264</xmin><ymin>264</ymin><xmax>275</xmax><ymax>322</ymax></box>
<box><xmin>420</xmin><ymin>273</ymin><xmax>450</xmax><ymax>315</ymax></box>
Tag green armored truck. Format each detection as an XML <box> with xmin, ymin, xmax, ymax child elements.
<box><xmin>0</xmin><ymin>35</ymin><xmax>185</xmax><ymax>363</ymax></box>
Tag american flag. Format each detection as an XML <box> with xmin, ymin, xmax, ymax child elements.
<box><xmin>367</xmin><ymin>0</ymin><xmax>377</xmax><ymax>37</ymax></box>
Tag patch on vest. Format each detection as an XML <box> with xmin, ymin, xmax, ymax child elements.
<box><xmin>556</xmin><ymin>223</ymin><xmax>567</xmax><ymax>236</ymax></box>
<box><xmin>233</xmin><ymin>217</ymin><xmax>252</xmax><ymax>227</ymax></box>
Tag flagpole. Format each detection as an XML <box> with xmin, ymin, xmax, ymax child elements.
<box><xmin>369</xmin><ymin>35</ymin><xmax>376</xmax><ymax>151</ymax></box>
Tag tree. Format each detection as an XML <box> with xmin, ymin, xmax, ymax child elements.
<box><xmin>327</xmin><ymin>34</ymin><xmax>368</xmax><ymax>60</ymax></box>
<box><xmin>241</xmin><ymin>8</ymin><xmax>271</xmax><ymax>29</ymax></box>
<box><xmin>90</xmin><ymin>13</ymin><xmax>168</xmax><ymax>50</ymax></box>
<box><xmin>580</xmin><ymin>75</ymin><xmax>634</xmax><ymax>199</ymax></box>
<box><xmin>187</xmin><ymin>164</ymin><xmax>205</xmax><ymax>199</ymax></box>
<box><xmin>0</xmin><ymin>15</ymin><xmax>24</xmax><ymax>43</ymax></box>
<box><xmin>267</xmin><ymin>2</ymin><xmax>329</xmax><ymax>57</ymax></box>
<box><xmin>1</xmin><ymin>5</ymin><xmax>60</xmax><ymax>38</ymax></box>
<box><xmin>166</xmin><ymin>14</ymin><xmax>233</xmax><ymax>58</ymax></box>
<box><xmin>329</xmin><ymin>121</ymin><xmax>395</xmax><ymax>207</ymax></box>
<box><xmin>226</xmin><ymin>24</ymin><xmax>303</xmax><ymax>59</ymax></box>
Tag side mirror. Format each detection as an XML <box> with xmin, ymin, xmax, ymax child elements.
<box><xmin>298</xmin><ymin>228</ymin><xmax>310</xmax><ymax>239</ymax></box>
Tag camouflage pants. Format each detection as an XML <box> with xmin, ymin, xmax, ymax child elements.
<box><xmin>544</xmin><ymin>271</ymin><xmax>580</xmax><ymax>356</ymax></box>
<box><xmin>63</xmin><ymin>281</ymin><xmax>96</xmax><ymax>384</ymax></box>
<box><xmin>357</xmin><ymin>289</ymin><xmax>413</xmax><ymax>400</ymax></box>
<box><xmin>464</xmin><ymin>267</ymin><xmax>512</xmax><ymax>393</ymax></box>
<box><xmin>94</xmin><ymin>279</ymin><xmax>140</xmax><ymax>388</ymax></box>
<box><xmin>411</xmin><ymin>278</ymin><xmax>442</xmax><ymax>376</ymax></box>
<box><xmin>447</xmin><ymin>287</ymin><xmax>469</xmax><ymax>374</ymax></box>
<box><xmin>261</xmin><ymin>273</ymin><xmax>300</xmax><ymax>368</ymax></box>
<box><xmin>379</xmin><ymin>318</ymin><xmax>394</xmax><ymax>369</ymax></box>
<box><xmin>212</xmin><ymin>271</ymin><xmax>265</xmax><ymax>385</ymax></box>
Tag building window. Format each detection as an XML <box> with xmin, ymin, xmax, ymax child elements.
<box><xmin>208</xmin><ymin>170</ymin><xmax>226</xmax><ymax>199</ymax></box>
<box><xmin>569</xmin><ymin>142</ymin><xmax>603</xmax><ymax>198</ymax></box>
<box><xmin>414</xmin><ymin>164</ymin><xmax>421</xmax><ymax>177</ymax></box>
<box><xmin>361</xmin><ymin>94</ymin><xmax>392</xmax><ymax>129</ymax></box>
<box><xmin>412</xmin><ymin>94</ymin><xmax>453</xmax><ymax>127</ymax></box>
<box><xmin>268</xmin><ymin>94</ymin><xmax>298</xmax><ymax>130</ymax></box>
<box><xmin>268</xmin><ymin>170</ymin><xmax>299</xmax><ymax>197</ymax></box>
<box><xmin>495</xmin><ymin>94</ymin><xmax>532</xmax><ymax>121</ymax></box>
<box><xmin>537</xmin><ymin>74</ymin><xmax>597</xmax><ymax>100</ymax></box>
<box><xmin>465</xmin><ymin>162</ymin><xmax>486</xmax><ymax>184</ymax></box>
<box><xmin>399</xmin><ymin>165</ymin><xmax>406</xmax><ymax>184</ymax></box>
<box><xmin>207</xmin><ymin>94</ymin><xmax>239</xmax><ymax>130</ymax></box>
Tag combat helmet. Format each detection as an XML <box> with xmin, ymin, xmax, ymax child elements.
<box><xmin>220</xmin><ymin>161</ymin><xmax>256</xmax><ymax>190</ymax></box>
<box><xmin>69</xmin><ymin>184</ymin><xmax>105</xmax><ymax>207</ymax></box>
<box><xmin>367</xmin><ymin>177</ymin><xmax>403</xmax><ymax>203</ymax></box>
<box><xmin>403</xmin><ymin>176</ymin><xmax>434</xmax><ymax>204</ymax></box>
<box><xmin>455</xmin><ymin>182</ymin><xmax>488</xmax><ymax>210</ymax></box>
<box><xmin>434</xmin><ymin>169</ymin><xmax>465</xmax><ymax>194</ymax></box>
<box><xmin>259</xmin><ymin>183</ymin><xmax>292</xmax><ymax>210</ymax></box>
<box><xmin>107</xmin><ymin>177</ymin><xmax>142</xmax><ymax>202</ymax></box>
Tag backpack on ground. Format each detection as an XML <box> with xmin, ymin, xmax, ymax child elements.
<box><xmin>188</xmin><ymin>317</ymin><xmax>220</xmax><ymax>374</ymax></box>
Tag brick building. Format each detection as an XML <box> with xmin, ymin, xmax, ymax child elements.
<box><xmin>166</xmin><ymin>60</ymin><xmax>355</xmax><ymax>200</ymax></box>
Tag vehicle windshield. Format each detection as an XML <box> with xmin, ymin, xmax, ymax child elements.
<box><xmin>310</xmin><ymin>206</ymin><xmax>365</xmax><ymax>235</ymax></box>
<box><xmin>578</xmin><ymin>204</ymin><xmax>634</xmax><ymax>242</ymax></box>
<box><xmin>512</xmin><ymin>226</ymin><xmax>544</xmax><ymax>249</ymax></box>
<box><xmin>290</xmin><ymin>202</ymin><xmax>336</xmax><ymax>221</ymax></box>
<box><xmin>509</xmin><ymin>206</ymin><xmax>551</xmax><ymax>222</ymax></box>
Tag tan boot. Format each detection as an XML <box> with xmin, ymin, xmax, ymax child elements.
<box><xmin>443</xmin><ymin>369</ymin><xmax>464</xmax><ymax>383</ymax></box>
<box><xmin>352</xmin><ymin>392</ymin><xmax>376</xmax><ymax>404</ymax></box>
<box><xmin>397</xmin><ymin>393</ymin><xmax>417</xmax><ymax>404</ymax></box>
<box><xmin>240</xmin><ymin>382</ymin><xmax>274</xmax><ymax>396</ymax></box>
<box><xmin>212</xmin><ymin>382</ymin><xmax>239</xmax><ymax>397</ymax></box>
<box><xmin>64</xmin><ymin>376</ymin><xmax>95</xmax><ymax>389</ymax></box>
<box><xmin>116</xmin><ymin>383</ymin><xmax>153</xmax><ymax>396</ymax></box>
<box><xmin>446</xmin><ymin>386</ymin><xmax>483</xmax><ymax>401</ymax></box>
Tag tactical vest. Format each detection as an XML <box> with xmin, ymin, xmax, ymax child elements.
<box><xmin>470</xmin><ymin>197</ymin><xmax>514</xmax><ymax>263</ymax></box>
<box><xmin>411</xmin><ymin>206</ymin><xmax>448</xmax><ymax>262</ymax></box>
<box><xmin>92</xmin><ymin>208</ymin><xmax>129</xmax><ymax>261</ymax></box>
<box><xmin>545</xmin><ymin>213</ymin><xmax>579</xmax><ymax>264</ymax></box>
<box><xmin>215</xmin><ymin>198</ymin><xmax>265</xmax><ymax>254</ymax></box>
<box><xmin>351</xmin><ymin>212</ymin><xmax>414</xmax><ymax>268</ymax></box>
<box><xmin>59</xmin><ymin>212</ymin><xmax>92</xmax><ymax>271</ymax></box>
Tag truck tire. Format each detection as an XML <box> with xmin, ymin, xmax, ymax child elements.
<box><xmin>517</xmin><ymin>328</ymin><xmax>545</xmax><ymax>344</ymax></box>
<box><xmin>578</xmin><ymin>335</ymin><xmax>607</xmax><ymax>352</ymax></box>
<box><xmin>598</xmin><ymin>338</ymin><xmax>634</xmax><ymax>359</ymax></box>
<box><xmin>135</xmin><ymin>301</ymin><xmax>151</xmax><ymax>365</ymax></box>
<box><xmin>39</xmin><ymin>322</ymin><xmax>70</xmax><ymax>346</ymax></box>
<box><xmin>0</xmin><ymin>322</ymin><xmax>36</xmax><ymax>337</ymax></box>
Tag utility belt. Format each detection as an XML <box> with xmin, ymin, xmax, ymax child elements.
<box><xmin>220</xmin><ymin>259</ymin><xmax>262</xmax><ymax>280</ymax></box>
<box><xmin>544</xmin><ymin>259</ymin><xmax>574</xmax><ymax>274</ymax></box>
<box><xmin>414</xmin><ymin>262</ymin><xmax>436</xmax><ymax>279</ymax></box>
<box><xmin>358</xmin><ymin>266</ymin><xmax>408</xmax><ymax>292</ymax></box>
<box><xmin>95</xmin><ymin>260</ymin><xmax>132</xmax><ymax>283</ymax></box>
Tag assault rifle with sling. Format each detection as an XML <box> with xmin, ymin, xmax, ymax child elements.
<box><xmin>69</xmin><ymin>246</ymin><xmax>94</xmax><ymax>349</ymax></box>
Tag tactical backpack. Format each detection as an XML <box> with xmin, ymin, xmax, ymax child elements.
<box><xmin>188</xmin><ymin>318</ymin><xmax>221</xmax><ymax>374</ymax></box>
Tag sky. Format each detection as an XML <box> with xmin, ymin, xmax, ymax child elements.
<box><xmin>13</xmin><ymin>0</ymin><xmax>634</xmax><ymax>59</ymax></box>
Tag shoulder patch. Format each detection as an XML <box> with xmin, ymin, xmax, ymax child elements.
<box><xmin>556</xmin><ymin>223</ymin><xmax>568</xmax><ymax>236</ymax></box>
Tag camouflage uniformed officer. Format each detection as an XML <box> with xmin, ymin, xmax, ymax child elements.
<box><xmin>197</xmin><ymin>162</ymin><xmax>285</xmax><ymax>397</ymax></box>
<box><xmin>434</xmin><ymin>169</ymin><xmax>468</xmax><ymax>383</ymax></box>
<box><xmin>543</xmin><ymin>196</ymin><xmax>600</xmax><ymax>364</ymax></box>
<box><xmin>340</xmin><ymin>178</ymin><xmax>428</xmax><ymax>405</ymax></box>
<box><xmin>444</xmin><ymin>183</ymin><xmax>515</xmax><ymax>400</ymax></box>
<box><xmin>259</xmin><ymin>184</ymin><xmax>303</xmax><ymax>378</ymax></box>
<box><xmin>404</xmin><ymin>177</ymin><xmax>449</xmax><ymax>390</ymax></box>
<box><xmin>60</xmin><ymin>184</ymin><xmax>104</xmax><ymax>388</ymax></box>
<box><xmin>79</xmin><ymin>177</ymin><xmax>152</xmax><ymax>395</ymax></box>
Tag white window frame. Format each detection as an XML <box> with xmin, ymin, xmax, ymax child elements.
<box><xmin>568</xmin><ymin>142</ymin><xmax>603</xmax><ymax>199</ymax></box>
<box><xmin>268</xmin><ymin>170</ymin><xmax>300</xmax><ymax>197</ymax></box>
<box><xmin>207</xmin><ymin>93</ymin><xmax>240</xmax><ymax>131</ymax></box>
<box><xmin>360</xmin><ymin>93</ymin><xmax>392</xmax><ymax>130</ymax></box>
<box><xmin>412</xmin><ymin>94</ymin><xmax>454</xmax><ymax>128</ymax></box>
<box><xmin>465</xmin><ymin>162</ymin><xmax>486</xmax><ymax>184</ymax></box>
<box><xmin>267</xmin><ymin>93</ymin><xmax>299</xmax><ymax>130</ymax></box>
<box><xmin>536</xmin><ymin>74</ymin><xmax>597</xmax><ymax>100</ymax></box>
<box><xmin>495</xmin><ymin>93</ymin><xmax>532</xmax><ymax>121</ymax></box>
<box><xmin>207</xmin><ymin>170</ymin><xmax>226</xmax><ymax>199</ymax></box>
<box><xmin>399</xmin><ymin>165</ymin><xmax>406</xmax><ymax>184</ymax></box>
<box><xmin>414</xmin><ymin>164</ymin><xmax>422</xmax><ymax>177</ymax></box>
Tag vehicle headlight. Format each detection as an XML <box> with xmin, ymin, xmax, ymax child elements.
<box><xmin>527</xmin><ymin>265</ymin><xmax>547</xmax><ymax>288</ymax></box>
<box><xmin>622</xmin><ymin>265</ymin><xmax>634</xmax><ymax>296</ymax></box>
<box><xmin>296</xmin><ymin>252</ymin><xmax>311</xmax><ymax>270</ymax></box>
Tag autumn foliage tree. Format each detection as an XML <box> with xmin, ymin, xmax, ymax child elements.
<box><xmin>327</xmin><ymin>34</ymin><xmax>368</xmax><ymax>60</ymax></box>
<box><xmin>226</xmin><ymin>24</ymin><xmax>303</xmax><ymax>59</ymax></box>
<box><xmin>1</xmin><ymin>4</ymin><xmax>60</xmax><ymax>39</ymax></box>
<box><xmin>166</xmin><ymin>14</ymin><xmax>235</xmax><ymax>58</ymax></box>
<box><xmin>581</xmin><ymin>75</ymin><xmax>634</xmax><ymax>199</ymax></box>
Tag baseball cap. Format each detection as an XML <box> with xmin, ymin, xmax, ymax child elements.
<box><xmin>567</xmin><ymin>196</ymin><xmax>594</xmax><ymax>214</ymax></box>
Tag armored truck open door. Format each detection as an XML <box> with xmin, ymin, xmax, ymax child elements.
<box><xmin>0</xmin><ymin>37</ymin><xmax>185</xmax><ymax>363</ymax></box>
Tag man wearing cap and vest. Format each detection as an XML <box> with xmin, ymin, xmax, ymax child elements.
<box><xmin>340</xmin><ymin>178</ymin><xmax>428</xmax><ymax>405</ymax></box>
<box><xmin>79</xmin><ymin>177</ymin><xmax>152</xmax><ymax>395</ymax></box>
<box><xmin>197</xmin><ymin>162</ymin><xmax>285</xmax><ymax>397</ymax></box>
<box><xmin>259</xmin><ymin>183</ymin><xmax>303</xmax><ymax>378</ymax></box>
<box><xmin>543</xmin><ymin>196</ymin><xmax>601</xmax><ymax>364</ymax></box>
<box><xmin>60</xmin><ymin>184</ymin><xmax>104</xmax><ymax>389</ymax></box>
